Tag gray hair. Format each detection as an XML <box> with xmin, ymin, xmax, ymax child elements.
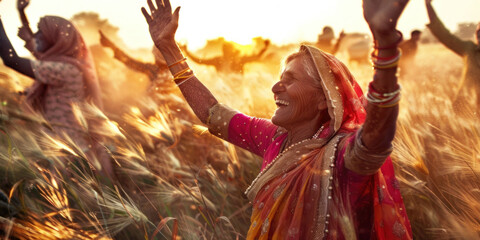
<box><xmin>284</xmin><ymin>50</ymin><xmax>322</xmax><ymax>88</ymax></box>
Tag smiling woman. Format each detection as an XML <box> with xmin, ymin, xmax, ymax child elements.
<box><xmin>271</xmin><ymin>52</ymin><xmax>328</xmax><ymax>131</ymax></box>
<box><xmin>141</xmin><ymin>0</ymin><xmax>413</xmax><ymax>238</ymax></box>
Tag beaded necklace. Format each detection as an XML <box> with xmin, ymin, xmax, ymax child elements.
<box><xmin>245</xmin><ymin>125</ymin><xmax>325</xmax><ymax>196</ymax></box>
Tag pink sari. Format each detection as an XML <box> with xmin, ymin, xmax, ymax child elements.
<box><xmin>208</xmin><ymin>45</ymin><xmax>412</xmax><ymax>239</ymax></box>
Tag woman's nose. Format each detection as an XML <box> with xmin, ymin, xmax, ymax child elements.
<box><xmin>272</xmin><ymin>81</ymin><xmax>285</xmax><ymax>94</ymax></box>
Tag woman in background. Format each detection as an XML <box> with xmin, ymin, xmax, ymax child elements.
<box><xmin>0</xmin><ymin>11</ymin><xmax>112</xmax><ymax>177</ymax></box>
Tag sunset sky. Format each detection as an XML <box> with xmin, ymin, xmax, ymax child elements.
<box><xmin>0</xmin><ymin>0</ymin><xmax>478</xmax><ymax>55</ymax></box>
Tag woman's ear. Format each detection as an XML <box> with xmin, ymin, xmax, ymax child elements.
<box><xmin>318</xmin><ymin>93</ymin><xmax>328</xmax><ymax>111</ymax></box>
<box><xmin>318</xmin><ymin>100</ymin><xmax>328</xmax><ymax>111</ymax></box>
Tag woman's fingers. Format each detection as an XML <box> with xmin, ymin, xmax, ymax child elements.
<box><xmin>163</xmin><ymin>0</ymin><xmax>172</xmax><ymax>12</ymax></box>
<box><xmin>172</xmin><ymin>6</ymin><xmax>180</xmax><ymax>23</ymax></box>
<box><xmin>141</xmin><ymin>7</ymin><xmax>152</xmax><ymax>24</ymax></box>
<box><xmin>155</xmin><ymin>0</ymin><xmax>164</xmax><ymax>10</ymax></box>
<box><xmin>147</xmin><ymin>0</ymin><xmax>157</xmax><ymax>13</ymax></box>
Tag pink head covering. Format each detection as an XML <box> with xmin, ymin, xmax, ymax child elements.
<box><xmin>299</xmin><ymin>45</ymin><xmax>366</xmax><ymax>140</ymax></box>
<box><xmin>27</xmin><ymin>16</ymin><xmax>103</xmax><ymax>111</ymax></box>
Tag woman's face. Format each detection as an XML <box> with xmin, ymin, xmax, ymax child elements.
<box><xmin>33</xmin><ymin>30</ymin><xmax>51</xmax><ymax>53</ymax></box>
<box><xmin>271</xmin><ymin>55</ymin><xmax>327</xmax><ymax>129</ymax></box>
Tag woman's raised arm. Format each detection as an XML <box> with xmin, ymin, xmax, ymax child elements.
<box><xmin>345</xmin><ymin>0</ymin><xmax>409</xmax><ymax>175</ymax></box>
<box><xmin>16</xmin><ymin>0</ymin><xmax>36</xmax><ymax>53</ymax></box>
<box><xmin>425</xmin><ymin>0</ymin><xmax>467</xmax><ymax>56</ymax></box>
<box><xmin>141</xmin><ymin>0</ymin><xmax>218</xmax><ymax>124</ymax></box>
<box><xmin>360</xmin><ymin>0</ymin><xmax>409</xmax><ymax>151</ymax></box>
<box><xmin>0</xmin><ymin>19</ymin><xmax>34</xmax><ymax>78</ymax></box>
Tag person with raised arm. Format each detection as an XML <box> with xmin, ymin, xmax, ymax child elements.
<box><xmin>141</xmin><ymin>0</ymin><xmax>412</xmax><ymax>238</ymax></box>
<box><xmin>316</xmin><ymin>26</ymin><xmax>346</xmax><ymax>55</ymax></box>
<box><xmin>181</xmin><ymin>39</ymin><xmax>270</xmax><ymax>75</ymax></box>
<box><xmin>0</xmin><ymin>10</ymin><xmax>113</xmax><ymax>177</ymax></box>
<box><xmin>99</xmin><ymin>30</ymin><xmax>169</xmax><ymax>86</ymax></box>
<box><xmin>426</xmin><ymin>0</ymin><xmax>480</xmax><ymax>107</ymax></box>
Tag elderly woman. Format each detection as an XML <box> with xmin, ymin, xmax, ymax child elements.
<box><xmin>142</xmin><ymin>0</ymin><xmax>412</xmax><ymax>238</ymax></box>
<box><xmin>0</xmin><ymin>15</ymin><xmax>112</xmax><ymax>177</ymax></box>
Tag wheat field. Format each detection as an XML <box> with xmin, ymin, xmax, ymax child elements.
<box><xmin>0</xmin><ymin>40</ymin><xmax>478</xmax><ymax>240</ymax></box>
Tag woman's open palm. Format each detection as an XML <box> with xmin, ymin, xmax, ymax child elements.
<box><xmin>141</xmin><ymin>0</ymin><xmax>180</xmax><ymax>46</ymax></box>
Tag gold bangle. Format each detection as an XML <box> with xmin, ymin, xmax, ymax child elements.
<box><xmin>373</xmin><ymin>61</ymin><xmax>399</xmax><ymax>69</ymax></box>
<box><xmin>173</xmin><ymin>68</ymin><xmax>192</xmax><ymax>79</ymax></box>
<box><xmin>377</xmin><ymin>100</ymin><xmax>400</xmax><ymax>108</ymax></box>
<box><xmin>168</xmin><ymin>57</ymin><xmax>187</xmax><ymax>69</ymax></box>
<box><xmin>174</xmin><ymin>72</ymin><xmax>194</xmax><ymax>83</ymax></box>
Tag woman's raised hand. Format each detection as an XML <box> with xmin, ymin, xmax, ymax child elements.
<box><xmin>363</xmin><ymin>0</ymin><xmax>409</xmax><ymax>40</ymax></box>
<box><xmin>17</xmin><ymin>26</ymin><xmax>31</xmax><ymax>41</ymax></box>
<box><xmin>99</xmin><ymin>30</ymin><xmax>115</xmax><ymax>48</ymax></box>
<box><xmin>141</xmin><ymin>0</ymin><xmax>180</xmax><ymax>47</ymax></box>
<box><xmin>17</xmin><ymin>0</ymin><xmax>30</xmax><ymax>11</ymax></box>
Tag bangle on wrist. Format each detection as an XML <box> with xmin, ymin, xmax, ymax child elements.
<box><xmin>371</xmin><ymin>49</ymin><xmax>402</xmax><ymax>69</ymax></box>
<box><xmin>366</xmin><ymin>82</ymin><xmax>401</xmax><ymax>107</ymax></box>
<box><xmin>168</xmin><ymin>57</ymin><xmax>187</xmax><ymax>69</ymax></box>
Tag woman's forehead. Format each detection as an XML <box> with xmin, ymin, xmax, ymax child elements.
<box><xmin>281</xmin><ymin>65</ymin><xmax>304</xmax><ymax>81</ymax></box>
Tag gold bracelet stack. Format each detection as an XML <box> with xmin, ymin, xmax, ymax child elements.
<box><xmin>173</xmin><ymin>68</ymin><xmax>194</xmax><ymax>86</ymax></box>
<box><xmin>168</xmin><ymin>57</ymin><xmax>195</xmax><ymax>86</ymax></box>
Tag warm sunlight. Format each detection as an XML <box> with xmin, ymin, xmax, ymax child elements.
<box><xmin>0</xmin><ymin>0</ymin><xmax>478</xmax><ymax>53</ymax></box>
<box><xmin>1</xmin><ymin>0</ymin><xmax>479</xmax><ymax>239</ymax></box>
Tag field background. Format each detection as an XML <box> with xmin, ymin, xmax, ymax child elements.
<box><xmin>0</xmin><ymin>15</ymin><xmax>479</xmax><ymax>239</ymax></box>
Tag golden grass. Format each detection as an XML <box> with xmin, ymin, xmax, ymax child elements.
<box><xmin>0</xmin><ymin>43</ymin><xmax>478</xmax><ymax>239</ymax></box>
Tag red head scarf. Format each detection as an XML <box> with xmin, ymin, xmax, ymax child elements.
<box><xmin>301</xmin><ymin>45</ymin><xmax>366</xmax><ymax>139</ymax></box>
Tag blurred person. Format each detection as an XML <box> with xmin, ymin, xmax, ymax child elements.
<box><xmin>99</xmin><ymin>30</ymin><xmax>171</xmax><ymax>93</ymax></box>
<box><xmin>99</xmin><ymin>30</ymin><xmax>195</xmax><ymax>132</ymax></box>
<box><xmin>0</xmin><ymin>11</ymin><xmax>113</xmax><ymax>177</ymax></box>
<box><xmin>180</xmin><ymin>40</ymin><xmax>270</xmax><ymax>75</ymax></box>
<box><xmin>141</xmin><ymin>0</ymin><xmax>412</xmax><ymax>239</ymax></box>
<box><xmin>426</xmin><ymin>0</ymin><xmax>480</xmax><ymax>107</ymax></box>
<box><xmin>346</xmin><ymin>36</ymin><xmax>371</xmax><ymax>65</ymax></box>
<box><xmin>398</xmin><ymin>30</ymin><xmax>422</xmax><ymax>76</ymax></box>
<box><xmin>316</xmin><ymin>26</ymin><xmax>345</xmax><ymax>55</ymax></box>
<box><xmin>100</xmin><ymin>31</ymin><xmax>199</xmax><ymax>152</ymax></box>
